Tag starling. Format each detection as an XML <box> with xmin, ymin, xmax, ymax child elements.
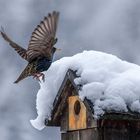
<box><xmin>1</xmin><ymin>11</ymin><xmax>60</xmax><ymax>83</ymax></box>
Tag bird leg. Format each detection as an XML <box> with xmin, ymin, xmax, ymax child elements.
<box><xmin>33</xmin><ymin>72</ymin><xmax>45</xmax><ymax>82</ymax></box>
<box><xmin>40</xmin><ymin>73</ymin><xmax>45</xmax><ymax>82</ymax></box>
<box><xmin>33</xmin><ymin>73</ymin><xmax>41</xmax><ymax>82</ymax></box>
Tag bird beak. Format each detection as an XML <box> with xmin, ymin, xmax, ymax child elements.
<box><xmin>56</xmin><ymin>48</ymin><xmax>61</xmax><ymax>51</ymax></box>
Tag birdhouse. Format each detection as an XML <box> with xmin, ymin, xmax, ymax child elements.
<box><xmin>45</xmin><ymin>69</ymin><xmax>140</xmax><ymax>140</ymax></box>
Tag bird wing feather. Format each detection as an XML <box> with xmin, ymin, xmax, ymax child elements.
<box><xmin>0</xmin><ymin>29</ymin><xmax>27</xmax><ymax>60</ymax></box>
<box><xmin>26</xmin><ymin>11</ymin><xmax>59</xmax><ymax>62</ymax></box>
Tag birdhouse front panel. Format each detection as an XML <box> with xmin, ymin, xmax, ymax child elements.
<box><xmin>68</xmin><ymin>96</ymin><xmax>87</xmax><ymax>131</ymax></box>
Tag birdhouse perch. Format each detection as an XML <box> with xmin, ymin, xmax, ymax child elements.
<box><xmin>45</xmin><ymin>69</ymin><xmax>140</xmax><ymax>140</ymax></box>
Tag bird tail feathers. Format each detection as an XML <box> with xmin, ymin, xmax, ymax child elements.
<box><xmin>14</xmin><ymin>64</ymin><xmax>32</xmax><ymax>83</ymax></box>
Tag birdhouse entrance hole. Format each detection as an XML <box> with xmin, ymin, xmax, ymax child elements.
<box><xmin>74</xmin><ymin>100</ymin><xmax>81</xmax><ymax>115</ymax></box>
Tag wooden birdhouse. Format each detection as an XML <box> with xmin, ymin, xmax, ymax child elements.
<box><xmin>45</xmin><ymin>69</ymin><xmax>140</xmax><ymax>140</ymax></box>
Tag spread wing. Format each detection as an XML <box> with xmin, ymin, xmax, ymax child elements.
<box><xmin>26</xmin><ymin>11</ymin><xmax>59</xmax><ymax>62</ymax></box>
<box><xmin>0</xmin><ymin>28</ymin><xmax>27</xmax><ymax>60</ymax></box>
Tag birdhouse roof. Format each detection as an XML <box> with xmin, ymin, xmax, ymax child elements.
<box><xmin>31</xmin><ymin>51</ymin><xmax>140</xmax><ymax>130</ymax></box>
<box><xmin>47</xmin><ymin>69</ymin><xmax>140</xmax><ymax>127</ymax></box>
<box><xmin>46</xmin><ymin>69</ymin><xmax>78</xmax><ymax>126</ymax></box>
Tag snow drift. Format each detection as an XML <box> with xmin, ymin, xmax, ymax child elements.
<box><xmin>30</xmin><ymin>51</ymin><xmax>140</xmax><ymax>130</ymax></box>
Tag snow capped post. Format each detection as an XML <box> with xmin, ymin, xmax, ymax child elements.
<box><xmin>45</xmin><ymin>69</ymin><xmax>140</xmax><ymax>140</ymax></box>
<box><xmin>31</xmin><ymin>51</ymin><xmax>140</xmax><ymax>139</ymax></box>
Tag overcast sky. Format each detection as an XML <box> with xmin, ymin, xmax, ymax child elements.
<box><xmin>0</xmin><ymin>0</ymin><xmax>140</xmax><ymax>140</ymax></box>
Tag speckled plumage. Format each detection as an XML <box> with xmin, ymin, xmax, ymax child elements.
<box><xmin>14</xmin><ymin>57</ymin><xmax>53</xmax><ymax>83</ymax></box>
<box><xmin>1</xmin><ymin>11</ymin><xmax>59</xmax><ymax>83</ymax></box>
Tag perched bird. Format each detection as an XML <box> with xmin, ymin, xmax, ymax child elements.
<box><xmin>0</xmin><ymin>11</ymin><xmax>60</xmax><ymax>83</ymax></box>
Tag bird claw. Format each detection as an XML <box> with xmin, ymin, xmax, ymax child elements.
<box><xmin>33</xmin><ymin>73</ymin><xmax>45</xmax><ymax>82</ymax></box>
<box><xmin>33</xmin><ymin>75</ymin><xmax>41</xmax><ymax>82</ymax></box>
<box><xmin>42</xmin><ymin>74</ymin><xmax>45</xmax><ymax>82</ymax></box>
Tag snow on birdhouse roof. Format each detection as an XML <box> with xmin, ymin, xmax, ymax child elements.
<box><xmin>30</xmin><ymin>50</ymin><xmax>140</xmax><ymax>130</ymax></box>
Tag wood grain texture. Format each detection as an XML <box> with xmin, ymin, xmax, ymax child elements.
<box><xmin>84</xmin><ymin>99</ymin><xmax>97</xmax><ymax>128</ymax></box>
<box><xmin>61</xmin><ymin>107</ymin><xmax>68</xmax><ymax>131</ymax></box>
<box><xmin>62</xmin><ymin>131</ymin><xmax>79</xmax><ymax>140</ymax></box>
<box><xmin>99</xmin><ymin>119</ymin><xmax>140</xmax><ymax>140</ymax></box>
<box><xmin>62</xmin><ymin>128</ymin><xmax>98</xmax><ymax>140</ymax></box>
<box><xmin>68</xmin><ymin>96</ymin><xmax>87</xmax><ymax>131</ymax></box>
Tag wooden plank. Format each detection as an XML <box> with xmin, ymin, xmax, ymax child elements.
<box><xmin>80</xmin><ymin>128</ymin><xmax>98</xmax><ymax>140</ymax></box>
<box><xmin>62</xmin><ymin>131</ymin><xmax>79</xmax><ymax>140</ymax></box>
<box><xmin>68</xmin><ymin>96</ymin><xmax>87</xmax><ymax>131</ymax></box>
<box><xmin>103</xmin><ymin>128</ymin><xmax>129</xmax><ymax>140</ymax></box>
<box><xmin>129</xmin><ymin>121</ymin><xmax>140</xmax><ymax>140</ymax></box>
<box><xmin>62</xmin><ymin>128</ymin><xmax>98</xmax><ymax>140</ymax></box>
<box><xmin>61</xmin><ymin>107</ymin><xmax>68</xmax><ymax>131</ymax></box>
<box><xmin>84</xmin><ymin>99</ymin><xmax>97</xmax><ymax>128</ymax></box>
<box><xmin>101</xmin><ymin>112</ymin><xmax>140</xmax><ymax>121</ymax></box>
<box><xmin>99</xmin><ymin>119</ymin><xmax>140</xmax><ymax>140</ymax></box>
<box><xmin>51</xmin><ymin>81</ymin><xmax>74</xmax><ymax>125</ymax></box>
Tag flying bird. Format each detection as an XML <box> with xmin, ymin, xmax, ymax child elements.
<box><xmin>0</xmin><ymin>11</ymin><xmax>60</xmax><ymax>83</ymax></box>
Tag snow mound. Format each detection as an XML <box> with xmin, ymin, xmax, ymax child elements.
<box><xmin>30</xmin><ymin>51</ymin><xmax>140</xmax><ymax>130</ymax></box>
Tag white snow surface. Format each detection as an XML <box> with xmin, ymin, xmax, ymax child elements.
<box><xmin>30</xmin><ymin>51</ymin><xmax>140</xmax><ymax>130</ymax></box>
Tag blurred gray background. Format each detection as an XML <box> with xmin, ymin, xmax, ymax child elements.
<box><xmin>0</xmin><ymin>0</ymin><xmax>140</xmax><ymax>139</ymax></box>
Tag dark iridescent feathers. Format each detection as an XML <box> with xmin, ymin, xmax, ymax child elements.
<box><xmin>1</xmin><ymin>11</ymin><xmax>59</xmax><ymax>83</ymax></box>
